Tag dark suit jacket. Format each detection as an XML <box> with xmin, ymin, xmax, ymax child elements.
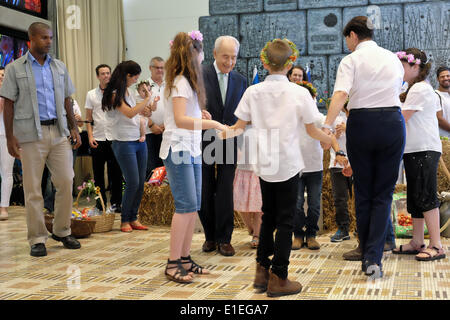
<box><xmin>203</xmin><ymin>64</ymin><xmax>248</xmax><ymax>126</ymax></box>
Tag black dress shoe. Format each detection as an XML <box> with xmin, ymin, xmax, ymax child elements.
<box><xmin>202</xmin><ymin>241</ymin><xmax>216</xmax><ymax>253</ymax></box>
<box><xmin>52</xmin><ymin>234</ymin><xmax>81</xmax><ymax>249</ymax></box>
<box><xmin>30</xmin><ymin>243</ymin><xmax>47</xmax><ymax>257</ymax></box>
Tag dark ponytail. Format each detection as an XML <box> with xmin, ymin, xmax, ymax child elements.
<box><xmin>102</xmin><ymin>61</ymin><xmax>142</xmax><ymax>111</ymax></box>
<box><xmin>399</xmin><ymin>48</ymin><xmax>432</xmax><ymax>103</ymax></box>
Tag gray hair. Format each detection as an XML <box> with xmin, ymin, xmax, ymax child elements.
<box><xmin>214</xmin><ymin>36</ymin><xmax>240</xmax><ymax>53</ymax></box>
<box><xmin>150</xmin><ymin>56</ymin><xmax>165</xmax><ymax>67</ymax></box>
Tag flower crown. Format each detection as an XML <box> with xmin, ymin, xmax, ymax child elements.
<box><xmin>295</xmin><ymin>81</ymin><xmax>317</xmax><ymax>98</ymax></box>
<box><xmin>169</xmin><ymin>30</ymin><xmax>204</xmax><ymax>48</ymax></box>
<box><xmin>396</xmin><ymin>51</ymin><xmax>421</xmax><ymax>65</ymax></box>
<box><xmin>260</xmin><ymin>39</ymin><xmax>300</xmax><ymax>68</ymax></box>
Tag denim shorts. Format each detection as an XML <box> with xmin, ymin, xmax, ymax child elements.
<box><xmin>163</xmin><ymin>148</ymin><xmax>202</xmax><ymax>214</ymax></box>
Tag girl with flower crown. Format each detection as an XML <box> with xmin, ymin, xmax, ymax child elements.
<box><xmin>392</xmin><ymin>48</ymin><xmax>446</xmax><ymax>261</ymax></box>
<box><xmin>161</xmin><ymin>31</ymin><xmax>227</xmax><ymax>283</ymax></box>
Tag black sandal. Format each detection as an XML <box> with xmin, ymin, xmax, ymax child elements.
<box><xmin>165</xmin><ymin>259</ymin><xmax>193</xmax><ymax>283</ymax></box>
<box><xmin>181</xmin><ymin>256</ymin><xmax>209</xmax><ymax>275</ymax></box>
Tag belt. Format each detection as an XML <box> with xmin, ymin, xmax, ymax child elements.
<box><xmin>40</xmin><ymin>119</ymin><xmax>58</xmax><ymax>126</ymax></box>
<box><xmin>350</xmin><ymin>107</ymin><xmax>400</xmax><ymax>114</ymax></box>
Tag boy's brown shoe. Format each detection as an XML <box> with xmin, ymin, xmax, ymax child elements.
<box><xmin>292</xmin><ymin>237</ymin><xmax>304</xmax><ymax>250</ymax></box>
<box><xmin>306</xmin><ymin>237</ymin><xmax>320</xmax><ymax>250</ymax></box>
<box><xmin>343</xmin><ymin>244</ymin><xmax>363</xmax><ymax>261</ymax></box>
<box><xmin>266</xmin><ymin>270</ymin><xmax>302</xmax><ymax>298</ymax></box>
<box><xmin>253</xmin><ymin>263</ymin><xmax>270</xmax><ymax>293</ymax></box>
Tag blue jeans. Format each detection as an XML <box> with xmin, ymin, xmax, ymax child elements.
<box><xmin>163</xmin><ymin>148</ymin><xmax>202</xmax><ymax>214</ymax></box>
<box><xmin>293</xmin><ymin>171</ymin><xmax>323</xmax><ymax>238</ymax></box>
<box><xmin>385</xmin><ymin>216</ymin><xmax>395</xmax><ymax>244</ymax></box>
<box><xmin>112</xmin><ymin>141</ymin><xmax>147</xmax><ymax>223</ymax></box>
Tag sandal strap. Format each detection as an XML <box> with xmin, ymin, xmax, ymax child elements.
<box><xmin>181</xmin><ymin>256</ymin><xmax>204</xmax><ymax>274</ymax></box>
<box><xmin>166</xmin><ymin>259</ymin><xmax>188</xmax><ymax>276</ymax></box>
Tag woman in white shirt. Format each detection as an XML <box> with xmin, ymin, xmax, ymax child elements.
<box><xmin>0</xmin><ymin>66</ymin><xmax>14</xmax><ymax>221</ymax></box>
<box><xmin>161</xmin><ymin>31</ymin><xmax>226</xmax><ymax>284</ymax></box>
<box><xmin>393</xmin><ymin>48</ymin><xmax>446</xmax><ymax>261</ymax></box>
<box><xmin>102</xmin><ymin>61</ymin><xmax>153</xmax><ymax>233</ymax></box>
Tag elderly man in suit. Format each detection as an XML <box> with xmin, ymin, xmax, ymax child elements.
<box><xmin>200</xmin><ymin>36</ymin><xmax>247</xmax><ymax>256</ymax></box>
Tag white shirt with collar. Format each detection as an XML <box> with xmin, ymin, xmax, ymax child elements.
<box><xmin>402</xmin><ymin>81</ymin><xmax>442</xmax><ymax>154</ymax></box>
<box><xmin>85</xmin><ymin>86</ymin><xmax>107</xmax><ymax>141</ymax></box>
<box><xmin>214</xmin><ymin>60</ymin><xmax>229</xmax><ymax>99</ymax></box>
<box><xmin>436</xmin><ymin>90</ymin><xmax>450</xmax><ymax>138</ymax></box>
<box><xmin>334</xmin><ymin>40</ymin><xmax>404</xmax><ymax>110</ymax></box>
<box><xmin>234</xmin><ymin>74</ymin><xmax>317</xmax><ymax>183</ymax></box>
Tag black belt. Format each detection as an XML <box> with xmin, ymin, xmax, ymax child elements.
<box><xmin>40</xmin><ymin>119</ymin><xmax>58</xmax><ymax>126</ymax></box>
<box><xmin>350</xmin><ymin>107</ymin><xmax>400</xmax><ymax>114</ymax></box>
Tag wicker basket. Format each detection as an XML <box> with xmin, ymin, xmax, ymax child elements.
<box><xmin>45</xmin><ymin>214</ymin><xmax>96</xmax><ymax>239</ymax></box>
<box><xmin>74</xmin><ymin>185</ymin><xmax>116</xmax><ymax>233</ymax></box>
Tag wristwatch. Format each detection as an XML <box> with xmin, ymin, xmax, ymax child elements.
<box><xmin>322</xmin><ymin>124</ymin><xmax>335</xmax><ymax>133</ymax></box>
<box><xmin>336</xmin><ymin>150</ymin><xmax>346</xmax><ymax>157</ymax></box>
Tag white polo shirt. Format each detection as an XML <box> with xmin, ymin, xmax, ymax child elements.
<box><xmin>85</xmin><ymin>87</ymin><xmax>107</xmax><ymax>141</ymax></box>
<box><xmin>334</xmin><ymin>40</ymin><xmax>404</xmax><ymax>110</ymax></box>
<box><xmin>299</xmin><ymin>107</ymin><xmax>325</xmax><ymax>173</ymax></box>
<box><xmin>436</xmin><ymin>90</ymin><xmax>450</xmax><ymax>138</ymax></box>
<box><xmin>402</xmin><ymin>81</ymin><xmax>442</xmax><ymax>154</ymax></box>
<box><xmin>234</xmin><ymin>74</ymin><xmax>317</xmax><ymax>183</ymax></box>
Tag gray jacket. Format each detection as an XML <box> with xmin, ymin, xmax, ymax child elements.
<box><xmin>0</xmin><ymin>52</ymin><xmax>75</xmax><ymax>143</ymax></box>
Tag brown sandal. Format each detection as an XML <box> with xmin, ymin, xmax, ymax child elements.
<box><xmin>415</xmin><ymin>247</ymin><xmax>446</xmax><ymax>262</ymax></box>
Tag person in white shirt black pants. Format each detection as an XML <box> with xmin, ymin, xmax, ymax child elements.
<box><xmin>323</xmin><ymin>16</ymin><xmax>406</xmax><ymax>278</ymax></box>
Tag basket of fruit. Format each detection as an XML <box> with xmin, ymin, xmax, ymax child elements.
<box><xmin>392</xmin><ymin>192</ymin><xmax>428</xmax><ymax>238</ymax></box>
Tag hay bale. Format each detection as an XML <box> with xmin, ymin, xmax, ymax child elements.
<box><xmin>138</xmin><ymin>184</ymin><xmax>175</xmax><ymax>226</ymax></box>
<box><xmin>438</xmin><ymin>140</ymin><xmax>450</xmax><ymax>193</ymax></box>
<box><xmin>138</xmin><ymin>183</ymin><xmax>246</xmax><ymax>229</ymax></box>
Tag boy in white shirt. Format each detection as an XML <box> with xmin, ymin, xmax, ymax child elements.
<box><xmin>222</xmin><ymin>39</ymin><xmax>347</xmax><ymax>298</ymax></box>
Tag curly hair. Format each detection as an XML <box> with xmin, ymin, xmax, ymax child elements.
<box><xmin>399</xmin><ymin>48</ymin><xmax>432</xmax><ymax>103</ymax></box>
<box><xmin>164</xmin><ymin>32</ymin><xmax>206</xmax><ymax>109</ymax></box>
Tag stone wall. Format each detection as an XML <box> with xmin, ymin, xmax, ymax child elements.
<box><xmin>200</xmin><ymin>0</ymin><xmax>450</xmax><ymax>111</ymax></box>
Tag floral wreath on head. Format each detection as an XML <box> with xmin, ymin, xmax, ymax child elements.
<box><xmin>260</xmin><ymin>38</ymin><xmax>300</xmax><ymax>68</ymax></box>
<box><xmin>169</xmin><ymin>30</ymin><xmax>204</xmax><ymax>48</ymax></box>
<box><xmin>396</xmin><ymin>51</ymin><xmax>421</xmax><ymax>65</ymax></box>
<box><xmin>295</xmin><ymin>81</ymin><xmax>317</xmax><ymax>98</ymax></box>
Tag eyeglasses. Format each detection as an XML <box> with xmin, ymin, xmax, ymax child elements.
<box><xmin>151</xmin><ymin>66</ymin><xmax>164</xmax><ymax>70</ymax></box>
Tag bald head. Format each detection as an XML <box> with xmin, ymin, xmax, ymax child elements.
<box><xmin>213</xmin><ymin>36</ymin><xmax>240</xmax><ymax>74</ymax></box>
<box><xmin>28</xmin><ymin>22</ymin><xmax>51</xmax><ymax>38</ymax></box>
<box><xmin>28</xmin><ymin>22</ymin><xmax>53</xmax><ymax>56</ymax></box>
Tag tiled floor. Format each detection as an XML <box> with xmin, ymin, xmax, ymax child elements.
<box><xmin>0</xmin><ymin>206</ymin><xmax>449</xmax><ymax>300</ymax></box>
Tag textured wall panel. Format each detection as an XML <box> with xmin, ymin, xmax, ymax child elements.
<box><xmin>298</xmin><ymin>0</ymin><xmax>368</xmax><ymax>9</ymax></box>
<box><xmin>209</xmin><ymin>0</ymin><xmax>263</xmax><ymax>15</ymax></box>
<box><xmin>199</xmin><ymin>15</ymin><xmax>239</xmax><ymax>63</ymax></box>
<box><xmin>343</xmin><ymin>5</ymin><xmax>404</xmax><ymax>53</ymax></box>
<box><xmin>308</xmin><ymin>8</ymin><xmax>343</xmax><ymax>55</ymax></box>
<box><xmin>264</xmin><ymin>0</ymin><xmax>298</xmax><ymax>11</ymax></box>
<box><xmin>297</xmin><ymin>56</ymin><xmax>328</xmax><ymax>107</ymax></box>
<box><xmin>240</xmin><ymin>11</ymin><xmax>307</xmax><ymax>58</ymax></box>
<box><xmin>405</xmin><ymin>2</ymin><xmax>450</xmax><ymax>89</ymax></box>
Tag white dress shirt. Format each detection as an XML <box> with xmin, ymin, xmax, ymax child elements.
<box><xmin>334</xmin><ymin>40</ymin><xmax>404</xmax><ymax>110</ymax></box>
<box><xmin>234</xmin><ymin>74</ymin><xmax>317</xmax><ymax>183</ymax></box>
<box><xmin>402</xmin><ymin>81</ymin><xmax>442</xmax><ymax>154</ymax></box>
<box><xmin>299</xmin><ymin>108</ymin><xmax>325</xmax><ymax>173</ymax></box>
<box><xmin>85</xmin><ymin>87</ymin><xmax>107</xmax><ymax>141</ymax></box>
<box><xmin>437</xmin><ymin>90</ymin><xmax>450</xmax><ymax>138</ymax></box>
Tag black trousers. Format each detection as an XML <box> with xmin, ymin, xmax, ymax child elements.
<box><xmin>145</xmin><ymin>133</ymin><xmax>163</xmax><ymax>179</ymax></box>
<box><xmin>91</xmin><ymin>141</ymin><xmax>123</xmax><ymax>208</ymax></box>
<box><xmin>257</xmin><ymin>174</ymin><xmax>300</xmax><ymax>280</ymax></box>
<box><xmin>199</xmin><ymin>136</ymin><xmax>237</xmax><ymax>244</ymax></box>
<box><xmin>347</xmin><ymin>108</ymin><xmax>405</xmax><ymax>267</ymax></box>
<box><xmin>330</xmin><ymin>168</ymin><xmax>353</xmax><ymax>232</ymax></box>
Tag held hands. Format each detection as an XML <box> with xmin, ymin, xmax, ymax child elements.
<box><xmin>202</xmin><ymin>110</ymin><xmax>212</xmax><ymax>120</ymax></box>
<box><xmin>335</xmin><ymin>122</ymin><xmax>346</xmax><ymax>139</ymax></box>
<box><xmin>342</xmin><ymin>165</ymin><xmax>353</xmax><ymax>177</ymax></box>
<box><xmin>320</xmin><ymin>127</ymin><xmax>333</xmax><ymax>150</ymax></box>
<box><xmin>334</xmin><ymin>155</ymin><xmax>349</xmax><ymax>168</ymax></box>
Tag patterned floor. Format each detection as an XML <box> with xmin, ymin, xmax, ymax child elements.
<box><xmin>0</xmin><ymin>206</ymin><xmax>449</xmax><ymax>301</ymax></box>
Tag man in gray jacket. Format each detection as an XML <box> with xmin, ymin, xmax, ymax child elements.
<box><xmin>0</xmin><ymin>22</ymin><xmax>81</xmax><ymax>257</ymax></box>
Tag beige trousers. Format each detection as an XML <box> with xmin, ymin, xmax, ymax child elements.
<box><xmin>20</xmin><ymin>125</ymin><xmax>74</xmax><ymax>246</ymax></box>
